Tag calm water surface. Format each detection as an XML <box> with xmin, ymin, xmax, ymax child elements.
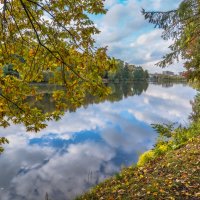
<box><xmin>0</xmin><ymin>82</ymin><xmax>197</xmax><ymax>200</ymax></box>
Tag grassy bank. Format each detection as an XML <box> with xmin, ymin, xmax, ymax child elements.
<box><xmin>77</xmin><ymin>121</ymin><xmax>200</xmax><ymax>200</ymax></box>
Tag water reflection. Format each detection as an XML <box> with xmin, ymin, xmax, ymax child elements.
<box><xmin>27</xmin><ymin>81</ymin><xmax>149</xmax><ymax>113</ymax></box>
<box><xmin>0</xmin><ymin>82</ymin><xmax>197</xmax><ymax>200</ymax></box>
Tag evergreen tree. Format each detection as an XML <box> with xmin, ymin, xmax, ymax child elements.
<box><xmin>142</xmin><ymin>0</ymin><xmax>200</xmax><ymax>83</ymax></box>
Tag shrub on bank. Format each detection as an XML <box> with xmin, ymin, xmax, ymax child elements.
<box><xmin>137</xmin><ymin>150</ymin><xmax>155</xmax><ymax>166</ymax></box>
<box><xmin>137</xmin><ymin>119</ymin><xmax>200</xmax><ymax>167</ymax></box>
<box><xmin>77</xmin><ymin>135</ymin><xmax>200</xmax><ymax>200</ymax></box>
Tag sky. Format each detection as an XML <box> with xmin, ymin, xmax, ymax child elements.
<box><xmin>90</xmin><ymin>0</ymin><xmax>183</xmax><ymax>73</ymax></box>
<box><xmin>0</xmin><ymin>0</ymin><xmax>183</xmax><ymax>73</ymax></box>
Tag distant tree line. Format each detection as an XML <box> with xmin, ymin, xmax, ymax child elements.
<box><xmin>3</xmin><ymin>59</ymin><xmax>149</xmax><ymax>83</ymax></box>
<box><xmin>107</xmin><ymin>59</ymin><xmax>149</xmax><ymax>82</ymax></box>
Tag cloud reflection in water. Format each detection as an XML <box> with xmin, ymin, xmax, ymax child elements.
<box><xmin>0</xmin><ymin>83</ymin><xmax>197</xmax><ymax>200</ymax></box>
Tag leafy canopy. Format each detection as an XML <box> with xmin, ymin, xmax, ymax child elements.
<box><xmin>142</xmin><ymin>0</ymin><xmax>200</xmax><ymax>83</ymax></box>
<box><xmin>0</xmin><ymin>0</ymin><xmax>115</xmax><ymax>132</ymax></box>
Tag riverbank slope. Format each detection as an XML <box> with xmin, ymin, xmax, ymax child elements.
<box><xmin>77</xmin><ymin>135</ymin><xmax>200</xmax><ymax>200</ymax></box>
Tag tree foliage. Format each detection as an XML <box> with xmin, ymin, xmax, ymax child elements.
<box><xmin>0</xmin><ymin>136</ymin><xmax>9</xmax><ymax>153</ymax></box>
<box><xmin>190</xmin><ymin>93</ymin><xmax>200</xmax><ymax>122</ymax></box>
<box><xmin>142</xmin><ymin>0</ymin><xmax>200</xmax><ymax>83</ymax></box>
<box><xmin>0</xmin><ymin>0</ymin><xmax>115</xmax><ymax>133</ymax></box>
<box><xmin>108</xmin><ymin>60</ymin><xmax>149</xmax><ymax>82</ymax></box>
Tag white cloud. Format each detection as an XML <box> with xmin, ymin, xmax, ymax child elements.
<box><xmin>127</xmin><ymin>84</ymin><xmax>197</xmax><ymax>124</ymax></box>
<box><xmin>0</xmin><ymin>141</ymin><xmax>117</xmax><ymax>200</ymax></box>
<box><xmin>129</xmin><ymin>30</ymin><xmax>173</xmax><ymax>66</ymax></box>
<box><xmin>104</xmin><ymin>0</ymin><xmax>117</xmax><ymax>7</ymax></box>
<box><xmin>92</xmin><ymin>0</ymin><xmax>183</xmax><ymax>73</ymax></box>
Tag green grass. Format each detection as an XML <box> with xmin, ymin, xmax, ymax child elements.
<box><xmin>77</xmin><ymin>136</ymin><xmax>200</xmax><ymax>200</ymax></box>
<box><xmin>77</xmin><ymin>121</ymin><xmax>200</xmax><ymax>200</ymax></box>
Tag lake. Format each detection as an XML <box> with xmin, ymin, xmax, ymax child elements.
<box><xmin>0</xmin><ymin>82</ymin><xmax>197</xmax><ymax>200</ymax></box>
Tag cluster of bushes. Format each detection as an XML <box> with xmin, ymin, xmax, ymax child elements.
<box><xmin>137</xmin><ymin>90</ymin><xmax>200</xmax><ymax>167</ymax></box>
<box><xmin>138</xmin><ymin>117</ymin><xmax>200</xmax><ymax>167</ymax></box>
<box><xmin>3</xmin><ymin>64</ymin><xmax>19</xmax><ymax>78</ymax></box>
